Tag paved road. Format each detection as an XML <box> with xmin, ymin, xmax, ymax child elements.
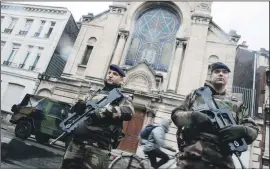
<box><xmin>1</xmin><ymin>127</ymin><xmax>65</xmax><ymax>169</ymax></box>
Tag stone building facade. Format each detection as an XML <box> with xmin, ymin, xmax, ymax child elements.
<box><xmin>1</xmin><ymin>2</ymin><xmax>79</xmax><ymax>114</ymax></box>
<box><xmin>36</xmin><ymin>1</ymin><xmax>240</xmax><ymax>154</ymax></box>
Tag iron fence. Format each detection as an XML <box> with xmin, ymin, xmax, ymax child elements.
<box><xmin>232</xmin><ymin>86</ymin><xmax>256</xmax><ymax>117</ymax></box>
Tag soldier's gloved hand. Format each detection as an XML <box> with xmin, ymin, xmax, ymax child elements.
<box><xmin>92</xmin><ymin>109</ymin><xmax>103</xmax><ymax>120</ymax></box>
<box><xmin>112</xmin><ymin>106</ymin><xmax>122</xmax><ymax>119</ymax></box>
<box><xmin>219</xmin><ymin>125</ymin><xmax>247</xmax><ymax>142</ymax></box>
<box><xmin>102</xmin><ymin>105</ymin><xmax>114</xmax><ymax>118</ymax></box>
<box><xmin>191</xmin><ymin>111</ymin><xmax>212</xmax><ymax>126</ymax></box>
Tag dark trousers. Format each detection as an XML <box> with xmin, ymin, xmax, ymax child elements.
<box><xmin>145</xmin><ymin>149</ymin><xmax>169</xmax><ymax>169</ymax></box>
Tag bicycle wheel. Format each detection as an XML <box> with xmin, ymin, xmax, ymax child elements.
<box><xmin>109</xmin><ymin>155</ymin><xmax>145</xmax><ymax>169</ymax></box>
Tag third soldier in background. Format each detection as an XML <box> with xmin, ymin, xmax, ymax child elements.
<box><xmin>171</xmin><ymin>62</ymin><xmax>259</xmax><ymax>169</ymax></box>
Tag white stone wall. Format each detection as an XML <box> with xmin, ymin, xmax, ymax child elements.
<box><xmin>1</xmin><ymin>66</ymin><xmax>38</xmax><ymax>112</ymax></box>
<box><xmin>1</xmin><ymin>2</ymin><xmax>71</xmax><ymax>113</ymax></box>
<box><xmin>38</xmin><ymin>1</ymin><xmax>239</xmax><ymax>154</ymax></box>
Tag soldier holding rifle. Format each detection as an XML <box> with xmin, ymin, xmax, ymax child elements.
<box><xmin>59</xmin><ymin>64</ymin><xmax>134</xmax><ymax>169</ymax></box>
<box><xmin>171</xmin><ymin>62</ymin><xmax>258</xmax><ymax>169</ymax></box>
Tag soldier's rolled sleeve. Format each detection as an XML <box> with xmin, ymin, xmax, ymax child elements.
<box><xmin>114</xmin><ymin>96</ymin><xmax>134</xmax><ymax>121</ymax></box>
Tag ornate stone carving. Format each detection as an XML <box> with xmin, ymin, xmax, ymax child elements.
<box><xmin>197</xmin><ymin>3</ymin><xmax>211</xmax><ymax>12</ymax></box>
<box><xmin>125</xmin><ymin>72</ymin><xmax>151</xmax><ymax>92</ymax></box>
<box><xmin>228</xmin><ymin>30</ymin><xmax>241</xmax><ymax>43</ymax></box>
<box><xmin>191</xmin><ymin>14</ymin><xmax>212</xmax><ymax>25</ymax></box>
<box><xmin>109</xmin><ymin>5</ymin><xmax>127</xmax><ymax>14</ymax></box>
<box><xmin>82</xmin><ymin>13</ymin><xmax>94</xmax><ymax>22</ymax></box>
<box><xmin>124</xmin><ymin>61</ymin><xmax>164</xmax><ymax>89</ymax></box>
<box><xmin>176</xmin><ymin>38</ymin><xmax>187</xmax><ymax>48</ymax></box>
<box><xmin>118</xmin><ymin>30</ymin><xmax>129</xmax><ymax>39</ymax></box>
<box><xmin>1</xmin><ymin>4</ymin><xmax>68</xmax><ymax>14</ymax></box>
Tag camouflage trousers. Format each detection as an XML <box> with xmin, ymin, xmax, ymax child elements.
<box><xmin>59</xmin><ymin>139</ymin><xmax>110</xmax><ymax>169</ymax></box>
<box><xmin>177</xmin><ymin>159</ymin><xmax>235</xmax><ymax>169</ymax></box>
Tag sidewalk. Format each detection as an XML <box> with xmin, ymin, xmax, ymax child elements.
<box><xmin>1</xmin><ymin>116</ymin><xmax>15</xmax><ymax>133</ymax></box>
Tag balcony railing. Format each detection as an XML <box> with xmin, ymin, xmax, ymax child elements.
<box><xmin>2</xmin><ymin>61</ymin><xmax>17</xmax><ymax>67</ymax></box>
<box><xmin>18</xmin><ymin>64</ymin><xmax>25</xmax><ymax>68</ymax></box>
<box><xmin>44</xmin><ymin>34</ymin><xmax>50</xmax><ymax>38</ymax></box>
<box><xmin>29</xmin><ymin>66</ymin><xmax>35</xmax><ymax>71</ymax></box>
<box><xmin>3</xmin><ymin>61</ymin><xmax>12</xmax><ymax>66</ymax></box>
<box><xmin>18</xmin><ymin>30</ymin><xmax>28</xmax><ymax>36</ymax></box>
<box><xmin>34</xmin><ymin>32</ymin><xmax>40</xmax><ymax>37</ymax></box>
<box><xmin>4</xmin><ymin>28</ymin><xmax>13</xmax><ymax>34</ymax></box>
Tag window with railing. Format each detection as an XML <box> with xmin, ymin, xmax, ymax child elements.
<box><xmin>4</xmin><ymin>44</ymin><xmax>21</xmax><ymax>65</ymax></box>
<box><xmin>19</xmin><ymin>19</ymin><xmax>33</xmax><ymax>36</ymax></box>
<box><xmin>34</xmin><ymin>20</ymin><xmax>45</xmax><ymax>37</ymax></box>
<box><xmin>29</xmin><ymin>54</ymin><xmax>40</xmax><ymax>70</ymax></box>
<box><xmin>44</xmin><ymin>21</ymin><xmax>55</xmax><ymax>38</ymax></box>
<box><xmin>4</xmin><ymin>17</ymin><xmax>18</xmax><ymax>34</ymax></box>
<box><xmin>19</xmin><ymin>52</ymin><xmax>31</xmax><ymax>68</ymax></box>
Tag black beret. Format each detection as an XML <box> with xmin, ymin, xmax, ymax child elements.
<box><xmin>211</xmin><ymin>62</ymin><xmax>231</xmax><ymax>73</ymax></box>
<box><xmin>109</xmin><ymin>64</ymin><xmax>125</xmax><ymax>77</ymax></box>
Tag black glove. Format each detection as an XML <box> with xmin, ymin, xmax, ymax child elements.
<box><xmin>191</xmin><ymin>111</ymin><xmax>212</xmax><ymax>126</ymax></box>
<box><xmin>219</xmin><ymin>125</ymin><xmax>247</xmax><ymax>142</ymax></box>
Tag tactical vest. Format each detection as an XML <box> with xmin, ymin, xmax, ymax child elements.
<box><xmin>181</xmin><ymin>87</ymin><xmax>247</xmax><ymax>148</ymax></box>
<box><xmin>73</xmin><ymin>89</ymin><xmax>125</xmax><ymax>150</ymax></box>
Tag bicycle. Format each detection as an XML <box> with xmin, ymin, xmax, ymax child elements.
<box><xmin>109</xmin><ymin>149</ymin><xmax>179</xmax><ymax>169</ymax></box>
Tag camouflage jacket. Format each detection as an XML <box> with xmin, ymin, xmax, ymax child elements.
<box><xmin>73</xmin><ymin>86</ymin><xmax>134</xmax><ymax>150</ymax></box>
<box><xmin>171</xmin><ymin>82</ymin><xmax>259</xmax><ymax>168</ymax></box>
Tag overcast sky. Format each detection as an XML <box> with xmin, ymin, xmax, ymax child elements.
<box><xmin>12</xmin><ymin>1</ymin><xmax>269</xmax><ymax>51</ymax></box>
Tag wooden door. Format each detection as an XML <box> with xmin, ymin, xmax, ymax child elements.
<box><xmin>118</xmin><ymin>110</ymin><xmax>145</xmax><ymax>152</ymax></box>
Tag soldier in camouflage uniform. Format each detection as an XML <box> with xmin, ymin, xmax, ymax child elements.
<box><xmin>59</xmin><ymin>64</ymin><xmax>135</xmax><ymax>169</ymax></box>
<box><xmin>171</xmin><ymin>62</ymin><xmax>259</xmax><ymax>169</ymax></box>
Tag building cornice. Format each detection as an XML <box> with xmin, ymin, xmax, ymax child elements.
<box><xmin>1</xmin><ymin>3</ymin><xmax>68</xmax><ymax>15</ymax></box>
<box><xmin>1</xmin><ymin>70</ymin><xmax>38</xmax><ymax>81</ymax></box>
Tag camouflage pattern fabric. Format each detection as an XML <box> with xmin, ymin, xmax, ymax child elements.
<box><xmin>172</xmin><ymin>82</ymin><xmax>259</xmax><ymax>169</ymax></box>
<box><xmin>60</xmin><ymin>139</ymin><xmax>110</xmax><ymax>169</ymax></box>
<box><xmin>59</xmin><ymin>88</ymin><xmax>134</xmax><ymax>169</ymax></box>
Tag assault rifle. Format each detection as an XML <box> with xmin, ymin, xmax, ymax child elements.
<box><xmin>192</xmin><ymin>86</ymin><xmax>247</xmax><ymax>169</ymax></box>
<box><xmin>49</xmin><ymin>88</ymin><xmax>124</xmax><ymax>145</ymax></box>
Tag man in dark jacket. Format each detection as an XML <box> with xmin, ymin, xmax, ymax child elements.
<box><xmin>171</xmin><ymin>62</ymin><xmax>258</xmax><ymax>169</ymax></box>
<box><xmin>60</xmin><ymin>64</ymin><xmax>134</xmax><ymax>169</ymax></box>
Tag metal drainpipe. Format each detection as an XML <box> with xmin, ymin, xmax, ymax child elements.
<box><xmin>251</xmin><ymin>53</ymin><xmax>258</xmax><ymax>118</ymax></box>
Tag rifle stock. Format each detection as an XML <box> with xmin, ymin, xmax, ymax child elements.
<box><xmin>49</xmin><ymin>88</ymin><xmax>124</xmax><ymax>145</ymax></box>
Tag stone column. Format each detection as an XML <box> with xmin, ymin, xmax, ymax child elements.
<box><xmin>84</xmin><ymin>5</ymin><xmax>127</xmax><ymax>80</ymax></box>
<box><xmin>111</xmin><ymin>30</ymin><xmax>129</xmax><ymax>65</ymax></box>
<box><xmin>177</xmin><ymin>13</ymin><xmax>211</xmax><ymax>95</ymax></box>
<box><xmin>167</xmin><ymin>39</ymin><xmax>185</xmax><ymax>93</ymax></box>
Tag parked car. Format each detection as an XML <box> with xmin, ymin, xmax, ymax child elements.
<box><xmin>9</xmin><ymin>94</ymin><xmax>72</xmax><ymax>146</ymax></box>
